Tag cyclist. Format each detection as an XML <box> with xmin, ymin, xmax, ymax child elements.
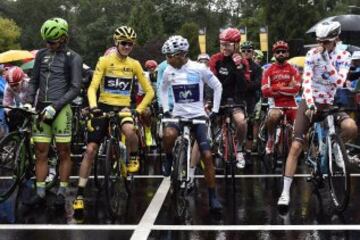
<box><xmin>161</xmin><ymin>35</ymin><xmax>223</xmax><ymax>211</ymax></box>
<box><xmin>253</xmin><ymin>49</ymin><xmax>264</xmax><ymax>65</ymax></box>
<box><xmin>197</xmin><ymin>53</ymin><xmax>210</xmax><ymax>67</ymax></box>
<box><xmin>0</xmin><ymin>66</ymin><xmax>8</xmax><ymax>138</ymax></box>
<box><xmin>72</xmin><ymin>26</ymin><xmax>154</xmax><ymax>218</ymax></box>
<box><xmin>134</xmin><ymin>59</ymin><xmax>158</xmax><ymax>147</ymax></box>
<box><xmin>240</xmin><ymin>41</ymin><xmax>263</xmax><ymax>161</ymax></box>
<box><xmin>3</xmin><ymin>66</ymin><xmax>30</xmax><ymax>131</ymax></box>
<box><xmin>23</xmin><ymin>17</ymin><xmax>82</xmax><ymax>207</ymax></box>
<box><xmin>277</xmin><ymin>21</ymin><xmax>358</xmax><ymax>208</ymax></box>
<box><xmin>261</xmin><ymin>41</ymin><xmax>301</xmax><ymax>155</ymax></box>
<box><xmin>209</xmin><ymin>27</ymin><xmax>250</xmax><ymax>169</ymax></box>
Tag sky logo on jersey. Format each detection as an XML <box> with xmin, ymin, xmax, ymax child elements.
<box><xmin>173</xmin><ymin>84</ymin><xmax>200</xmax><ymax>103</ymax></box>
<box><xmin>104</xmin><ymin>76</ymin><xmax>132</xmax><ymax>95</ymax></box>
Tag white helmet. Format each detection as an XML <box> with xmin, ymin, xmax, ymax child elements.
<box><xmin>162</xmin><ymin>35</ymin><xmax>189</xmax><ymax>55</ymax></box>
<box><xmin>315</xmin><ymin>21</ymin><xmax>341</xmax><ymax>41</ymax></box>
<box><xmin>197</xmin><ymin>53</ymin><xmax>210</xmax><ymax>61</ymax></box>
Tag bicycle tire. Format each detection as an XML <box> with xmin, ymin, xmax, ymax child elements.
<box><xmin>0</xmin><ymin>132</ymin><xmax>22</xmax><ymax>203</ymax></box>
<box><xmin>226</xmin><ymin>125</ymin><xmax>236</xmax><ymax>188</ymax></box>
<box><xmin>171</xmin><ymin>139</ymin><xmax>187</xmax><ymax>217</ymax></box>
<box><xmin>327</xmin><ymin>133</ymin><xmax>351</xmax><ymax>212</ymax></box>
<box><xmin>94</xmin><ymin>141</ymin><xmax>107</xmax><ymax>190</ymax></box>
<box><xmin>257</xmin><ymin>121</ymin><xmax>267</xmax><ymax>158</ymax></box>
<box><xmin>104</xmin><ymin>138</ymin><xmax>127</xmax><ymax>218</ymax></box>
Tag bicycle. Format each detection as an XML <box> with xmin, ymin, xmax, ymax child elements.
<box><xmin>263</xmin><ymin>106</ymin><xmax>296</xmax><ymax>174</ymax></box>
<box><xmin>0</xmin><ymin>105</ymin><xmax>58</xmax><ymax>203</ymax></box>
<box><xmin>306</xmin><ymin>106</ymin><xmax>351</xmax><ymax>212</ymax></box>
<box><xmin>162</xmin><ymin>117</ymin><xmax>207</xmax><ymax>217</ymax></box>
<box><xmin>90</xmin><ymin>110</ymin><xmax>134</xmax><ymax>218</ymax></box>
<box><xmin>212</xmin><ymin>100</ymin><xmax>245</xmax><ymax>189</ymax></box>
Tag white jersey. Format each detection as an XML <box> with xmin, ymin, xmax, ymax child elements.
<box><xmin>161</xmin><ymin>60</ymin><xmax>222</xmax><ymax>118</ymax></box>
<box><xmin>302</xmin><ymin>45</ymin><xmax>351</xmax><ymax>107</ymax></box>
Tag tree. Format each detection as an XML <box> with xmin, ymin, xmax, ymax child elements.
<box><xmin>177</xmin><ymin>22</ymin><xmax>199</xmax><ymax>59</ymax></box>
<box><xmin>0</xmin><ymin>17</ymin><xmax>21</xmax><ymax>51</ymax></box>
<box><xmin>128</xmin><ymin>0</ymin><xmax>164</xmax><ymax>46</ymax></box>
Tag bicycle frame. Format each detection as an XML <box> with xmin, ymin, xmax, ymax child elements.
<box><xmin>162</xmin><ymin>118</ymin><xmax>207</xmax><ymax>184</ymax></box>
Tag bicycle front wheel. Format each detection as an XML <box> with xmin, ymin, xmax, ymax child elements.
<box><xmin>0</xmin><ymin>132</ymin><xmax>23</xmax><ymax>202</ymax></box>
<box><xmin>327</xmin><ymin>134</ymin><xmax>351</xmax><ymax>212</ymax></box>
<box><xmin>104</xmin><ymin>138</ymin><xmax>128</xmax><ymax>218</ymax></box>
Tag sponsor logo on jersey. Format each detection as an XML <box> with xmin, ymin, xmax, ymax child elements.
<box><xmin>173</xmin><ymin>84</ymin><xmax>200</xmax><ymax>103</ymax></box>
<box><xmin>104</xmin><ymin>76</ymin><xmax>132</xmax><ymax>95</ymax></box>
<box><xmin>219</xmin><ymin>67</ymin><xmax>229</xmax><ymax>76</ymax></box>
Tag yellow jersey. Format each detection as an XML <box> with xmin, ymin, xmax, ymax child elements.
<box><xmin>88</xmin><ymin>52</ymin><xmax>154</xmax><ymax>113</ymax></box>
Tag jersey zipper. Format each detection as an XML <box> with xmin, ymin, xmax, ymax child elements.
<box><xmin>45</xmin><ymin>52</ymin><xmax>55</xmax><ymax>102</ymax></box>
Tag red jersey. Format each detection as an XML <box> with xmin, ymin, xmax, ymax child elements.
<box><xmin>261</xmin><ymin>62</ymin><xmax>301</xmax><ymax>107</ymax></box>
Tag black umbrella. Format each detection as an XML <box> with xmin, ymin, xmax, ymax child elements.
<box><xmin>306</xmin><ymin>14</ymin><xmax>360</xmax><ymax>33</ymax></box>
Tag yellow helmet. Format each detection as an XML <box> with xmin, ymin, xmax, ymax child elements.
<box><xmin>113</xmin><ymin>26</ymin><xmax>137</xmax><ymax>43</ymax></box>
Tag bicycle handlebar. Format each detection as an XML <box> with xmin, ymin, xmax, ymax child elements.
<box><xmin>0</xmin><ymin>104</ymin><xmax>38</xmax><ymax>115</ymax></box>
<box><xmin>161</xmin><ymin>117</ymin><xmax>207</xmax><ymax>125</ymax></box>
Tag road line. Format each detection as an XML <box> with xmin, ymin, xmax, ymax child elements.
<box><xmin>0</xmin><ymin>224</ymin><xmax>136</xmax><ymax>230</ymax></box>
<box><xmin>129</xmin><ymin>177</ymin><xmax>170</xmax><ymax>240</ymax></box>
<box><xmin>2</xmin><ymin>173</ymin><xmax>360</xmax><ymax>180</ymax></box>
<box><xmin>151</xmin><ymin>224</ymin><xmax>360</xmax><ymax>231</ymax></box>
<box><xmin>1</xmin><ymin>224</ymin><xmax>360</xmax><ymax>231</ymax></box>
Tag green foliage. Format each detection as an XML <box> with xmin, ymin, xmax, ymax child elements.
<box><xmin>128</xmin><ymin>0</ymin><xmax>164</xmax><ymax>45</ymax></box>
<box><xmin>1</xmin><ymin>0</ymin><xmax>359</xmax><ymax>65</ymax></box>
<box><xmin>0</xmin><ymin>17</ymin><xmax>21</xmax><ymax>51</ymax></box>
<box><xmin>177</xmin><ymin>22</ymin><xmax>199</xmax><ymax>59</ymax></box>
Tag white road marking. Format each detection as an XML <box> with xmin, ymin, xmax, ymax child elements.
<box><xmin>3</xmin><ymin>173</ymin><xmax>360</xmax><ymax>180</ymax></box>
<box><xmin>1</xmin><ymin>224</ymin><xmax>360</xmax><ymax>231</ymax></box>
<box><xmin>129</xmin><ymin>177</ymin><xmax>170</xmax><ymax>240</ymax></box>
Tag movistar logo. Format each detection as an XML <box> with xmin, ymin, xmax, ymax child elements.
<box><xmin>179</xmin><ymin>90</ymin><xmax>192</xmax><ymax>99</ymax></box>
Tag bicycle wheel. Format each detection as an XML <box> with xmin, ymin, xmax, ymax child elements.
<box><xmin>226</xmin><ymin>125</ymin><xmax>237</xmax><ymax>188</ymax></box>
<box><xmin>104</xmin><ymin>138</ymin><xmax>128</xmax><ymax>218</ymax></box>
<box><xmin>94</xmin><ymin>141</ymin><xmax>107</xmax><ymax>190</ymax></box>
<box><xmin>327</xmin><ymin>133</ymin><xmax>351</xmax><ymax>212</ymax></box>
<box><xmin>0</xmin><ymin>132</ymin><xmax>23</xmax><ymax>202</ymax></box>
<box><xmin>257</xmin><ymin>120</ymin><xmax>267</xmax><ymax>158</ymax></box>
<box><xmin>171</xmin><ymin>139</ymin><xmax>187</xmax><ymax>217</ymax></box>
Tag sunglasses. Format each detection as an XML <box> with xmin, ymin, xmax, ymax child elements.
<box><xmin>241</xmin><ymin>49</ymin><xmax>253</xmax><ymax>53</ymax></box>
<box><xmin>9</xmin><ymin>83</ymin><xmax>20</xmax><ymax>88</ymax></box>
<box><xmin>275</xmin><ymin>50</ymin><xmax>287</xmax><ymax>54</ymax></box>
<box><xmin>220</xmin><ymin>42</ymin><xmax>235</xmax><ymax>48</ymax></box>
<box><xmin>46</xmin><ymin>39</ymin><xmax>61</xmax><ymax>45</ymax></box>
<box><xmin>166</xmin><ymin>52</ymin><xmax>183</xmax><ymax>58</ymax></box>
<box><xmin>120</xmin><ymin>41</ymin><xmax>134</xmax><ymax>47</ymax></box>
<box><xmin>318</xmin><ymin>40</ymin><xmax>331</xmax><ymax>45</ymax></box>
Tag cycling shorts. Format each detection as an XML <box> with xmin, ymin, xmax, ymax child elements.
<box><xmin>166</xmin><ymin>118</ymin><xmax>211</xmax><ymax>152</ymax></box>
<box><xmin>293</xmin><ymin>99</ymin><xmax>350</xmax><ymax>143</ymax></box>
<box><xmin>267</xmin><ymin>107</ymin><xmax>297</xmax><ymax>124</ymax></box>
<box><xmin>32</xmin><ymin>104</ymin><xmax>72</xmax><ymax>143</ymax></box>
<box><xmin>87</xmin><ymin>103</ymin><xmax>134</xmax><ymax>144</ymax></box>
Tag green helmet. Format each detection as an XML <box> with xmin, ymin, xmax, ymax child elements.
<box><xmin>254</xmin><ymin>49</ymin><xmax>264</xmax><ymax>60</ymax></box>
<box><xmin>41</xmin><ymin>17</ymin><xmax>68</xmax><ymax>41</ymax></box>
<box><xmin>240</xmin><ymin>41</ymin><xmax>254</xmax><ymax>49</ymax></box>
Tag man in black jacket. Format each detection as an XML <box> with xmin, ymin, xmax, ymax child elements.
<box><xmin>24</xmin><ymin>17</ymin><xmax>82</xmax><ymax>208</ymax></box>
<box><xmin>240</xmin><ymin>41</ymin><xmax>262</xmax><ymax>163</ymax></box>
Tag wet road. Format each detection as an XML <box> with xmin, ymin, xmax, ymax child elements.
<box><xmin>1</xmin><ymin>154</ymin><xmax>360</xmax><ymax>240</ymax></box>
